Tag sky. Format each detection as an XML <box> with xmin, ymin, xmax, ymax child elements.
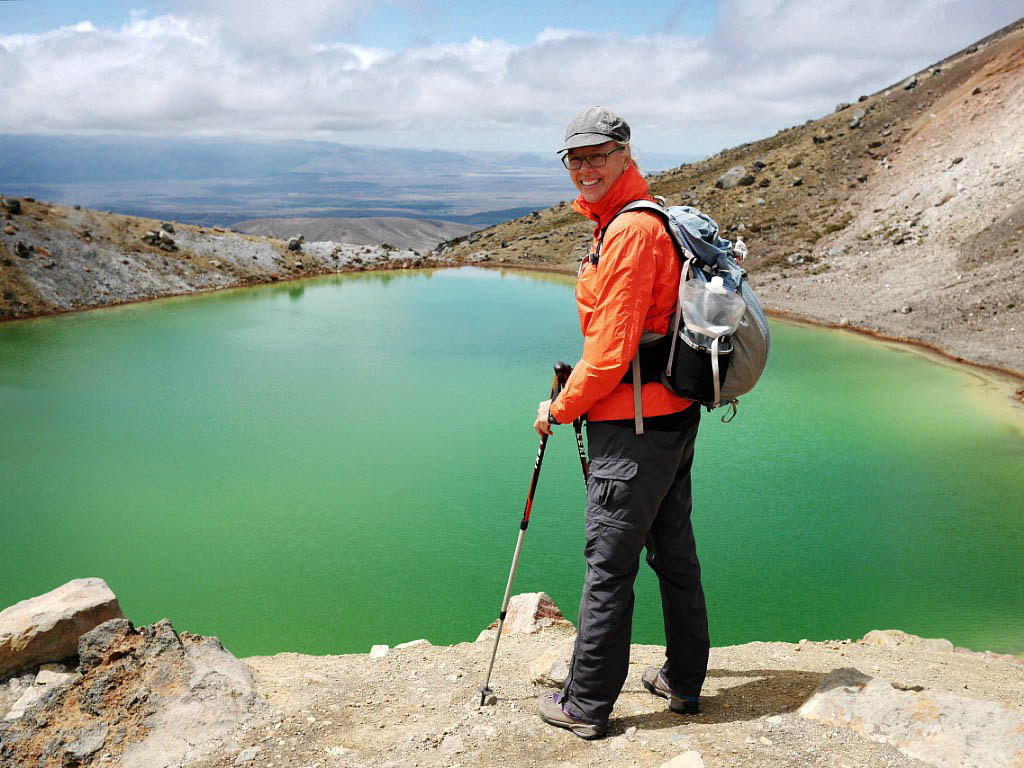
<box><xmin>0</xmin><ymin>1</ymin><xmax>1020</xmax><ymax>156</ymax></box>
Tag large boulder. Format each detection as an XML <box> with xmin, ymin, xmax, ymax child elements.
<box><xmin>477</xmin><ymin>592</ymin><xmax>573</xmax><ymax>641</ymax></box>
<box><xmin>0</xmin><ymin>617</ymin><xmax>265</xmax><ymax>767</ymax></box>
<box><xmin>799</xmin><ymin>667</ymin><xmax>1024</xmax><ymax>767</ymax></box>
<box><xmin>0</xmin><ymin>578</ymin><xmax>123</xmax><ymax>678</ymax></box>
<box><xmin>714</xmin><ymin>166</ymin><xmax>746</xmax><ymax>190</ymax></box>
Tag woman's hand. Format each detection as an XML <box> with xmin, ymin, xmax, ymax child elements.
<box><xmin>534</xmin><ymin>399</ymin><xmax>553</xmax><ymax>436</ymax></box>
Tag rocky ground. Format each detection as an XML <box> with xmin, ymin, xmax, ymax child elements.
<box><xmin>3</xmin><ymin>587</ymin><xmax>1022</xmax><ymax>768</ymax></box>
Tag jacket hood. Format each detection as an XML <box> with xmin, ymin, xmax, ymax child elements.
<box><xmin>571</xmin><ymin>163</ymin><xmax>653</xmax><ymax>231</ymax></box>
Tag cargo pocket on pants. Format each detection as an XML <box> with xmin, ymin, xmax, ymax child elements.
<box><xmin>586</xmin><ymin>457</ymin><xmax>639</xmax><ymax>529</ymax></box>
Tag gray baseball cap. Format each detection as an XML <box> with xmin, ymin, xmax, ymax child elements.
<box><xmin>558</xmin><ymin>106</ymin><xmax>630</xmax><ymax>153</ymax></box>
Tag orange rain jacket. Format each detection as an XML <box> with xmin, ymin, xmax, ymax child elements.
<box><xmin>549</xmin><ymin>164</ymin><xmax>693</xmax><ymax>425</ymax></box>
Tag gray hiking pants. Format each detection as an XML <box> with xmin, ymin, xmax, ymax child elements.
<box><xmin>560</xmin><ymin>406</ymin><xmax>709</xmax><ymax>724</ymax></box>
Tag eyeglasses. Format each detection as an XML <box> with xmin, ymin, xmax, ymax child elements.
<box><xmin>561</xmin><ymin>146</ymin><xmax>625</xmax><ymax>170</ymax></box>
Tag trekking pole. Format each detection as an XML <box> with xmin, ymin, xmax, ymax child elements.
<box><xmin>478</xmin><ymin>361</ymin><xmax>572</xmax><ymax>707</ymax></box>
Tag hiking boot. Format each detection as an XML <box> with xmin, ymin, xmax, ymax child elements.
<box><xmin>537</xmin><ymin>692</ymin><xmax>608</xmax><ymax>740</ymax></box>
<box><xmin>642</xmin><ymin>668</ymin><xmax>700</xmax><ymax>714</ymax></box>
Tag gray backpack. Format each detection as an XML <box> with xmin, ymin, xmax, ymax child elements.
<box><xmin>597</xmin><ymin>200</ymin><xmax>771</xmax><ymax>432</ymax></box>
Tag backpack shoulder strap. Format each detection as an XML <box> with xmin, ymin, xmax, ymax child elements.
<box><xmin>593</xmin><ymin>199</ymin><xmax>687</xmax><ymax>266</ymax></box>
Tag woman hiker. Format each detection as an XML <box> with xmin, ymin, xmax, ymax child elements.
<box><xmin>533</xmin><ymin>106</ymin><xmax>709</xmax><ymax>740</ymax></box>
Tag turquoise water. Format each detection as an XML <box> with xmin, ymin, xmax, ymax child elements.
<box><xmin>1</xmin><ymin>268</ymin><xmax>1022</xmax><ymax>658</ymax></box>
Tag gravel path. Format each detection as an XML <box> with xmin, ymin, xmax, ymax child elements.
<box><xmin>181</xmin><ymin>625</ymin><xmax>1023</xmax><ymax>768</ymax></box>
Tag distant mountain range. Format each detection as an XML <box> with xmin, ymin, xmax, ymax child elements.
<box><xmin>0</xmin><ymin>135</ymin><xmax>698</xmax><ymax>229</ymax></box>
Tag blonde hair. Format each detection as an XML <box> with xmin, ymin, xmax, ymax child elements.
<box><xmin>618</xmin><ymin>142</ymin><xmax>639</xmax><ymax>171</ymax></box>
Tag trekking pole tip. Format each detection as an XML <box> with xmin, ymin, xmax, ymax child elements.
<box><xmin>477</xmin><ymin>686</ymin><xmax>497</xmax><ymax>707</ymax></box>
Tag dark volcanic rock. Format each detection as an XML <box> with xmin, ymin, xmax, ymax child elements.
<box><xmin>78</xmin><ymin>618</ymin><xmax>135</xmax><ymax>671</ymax></box>
<box><xmin>1</xmin><ymin>615</ymin><xmax>264</xmax><ymax>767</ymax></box>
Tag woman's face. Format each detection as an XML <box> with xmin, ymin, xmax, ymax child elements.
<box><xmin>567</xmin><ymin>140</ymin><xmax>631</xmax><ymax>204</ymax></box>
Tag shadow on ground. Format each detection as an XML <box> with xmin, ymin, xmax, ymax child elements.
<box><xmin>610</xmin><ymin>668</ymin><xmax>828</xmax><ymax>733</ymax></box>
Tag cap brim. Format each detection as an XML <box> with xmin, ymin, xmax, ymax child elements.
<box><xmin>557</xmin><ymin>132</ymin><xmax>617</xmax><ymax>153</ymax></box>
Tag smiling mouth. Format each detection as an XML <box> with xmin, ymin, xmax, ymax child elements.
<box><xmin>580</xmin><ymin>179</ymin><xmax>601</xmax><ymax>187</ymax></box>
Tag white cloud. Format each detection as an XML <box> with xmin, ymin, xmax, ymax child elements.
<box><xmin>0</xmin><ymin>1</ymin><xmax>1020</xmax><ymax>154</ymax></box>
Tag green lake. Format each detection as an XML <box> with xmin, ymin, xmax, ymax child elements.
<box><xmin>2</xmin><ymin>267</ymin><xmax>1022</xmax><ymax>658</ymax></box>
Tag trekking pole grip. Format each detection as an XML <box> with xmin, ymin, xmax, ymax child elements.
<box><xmin>553</xmin><ymin>361</ymin><xmax>572</xmax><ymax>396</ymax></box>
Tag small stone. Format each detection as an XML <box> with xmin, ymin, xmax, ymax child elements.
<box><xmin>3</xmin><ymin>226</ymin><xmax>14</xmax><ymax>235</ymax></box>
<box><xmin>758</xmin><ymin>178</ymin><xmax>771</xmax><ymax>188</ymax></box>
<box><xmin>234</xmin><ymin>746</ymin><xmax>261</xmax><ymax>765</ymax></box>
<box><xmin>787</xmin><ymin>156</ymin><xmax>802</xmax><ymax>169</ymax></box>
<box><xmin>658</xmin><ymin>751</ymin><xmax>705</xmax><ymax>768</ymax></box>
<box><xmin>787</xmin><ymin>253</ymin><xmax>805</xmax><ymax>266</ymax></box>
<box><xmin>439</xmin><ymin>734</ymin><xmax>464</xmax><ymax>754</ymax></box>
<box><xmin>209</xmin><ymin>259</ymin><xmax>222</xmax><ymax>268</ymax></box>
<box><xmin>971</xmin><ymin>86</ymin><xmax>982</xmax><ymax>95</ymax></box>
<box><xmin>158</xmin><ymin>229</ymin><xmax>174</xmax><ymax>243</ymax></box>
<box><xmin>902</xmin><ymin>75</ymin><xmax>917</xmax><ymax>90</ymax></box>
<box><xmin>369</xmin><ymin>645</ymin><xmax>389</xmax><ymax>658</ymax></box>
<box><xmin>1</xmin><ymin>199</ymin><xmax>21</xmax><ymax>215</ymax></box>
<box><xmin>858</xmin><ymin>94</ymin><xmax>869</xmax><ymax>102</ymax></box>
<box><xmin>625</xmin><ymin>725</ymin><xmax>639</xmax><ymax>741</ymax></box>
<box><xmin>792</xmin><ymin>177</ymin><xmax>803</xmax><ymax>187</ymax></box>
<box><xmin>35</xmin><ymin>665</ymin><xmax>75</xmax><ymax>687</ymax></box>
<box><xmin>394</xmin><ymin>639</ymin><xmax>430</xmax><ymax>650</ymax></box>
<box><xmin>950</xmin><ymin>156</ymin><xmax>963</xmax><ymax>166</ymax></box>
<box><xmin>161</xmin><ymin>222</ymin><xmax>175</xmax><ymax>234</ymax></box>
<box><xmin>835</xmin><ymin>102</ymin><xmax>851</xmax><ymax>112</ymax></box>
<box><xmin>293</xmin><ymin>261</ymin><xmax>303</xmax><ymax>269</ymax></box>
<box><xmin>287</xmin><ymin>237</ymin><xmax>302</xmax><ymax>251</ymax></box>
<box><xmin>738</xmin><ymin>175</ymin><xmax>756</xmax><ymax>186</ymax></box>
<box><xmin>838</xmin><ymin>318</ymin><xmax>849</xmax><ymax>327</ymax></box>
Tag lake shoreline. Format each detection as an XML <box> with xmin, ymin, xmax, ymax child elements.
<box><xmin>483</xmin><ymin>261</ymin><xmax>1024</xmax><ymax>410</ymax></box>
<box><xmin>3</xmin><ymin>215</ymin><xmax>1021</xmax><ymax>413</ymax></box>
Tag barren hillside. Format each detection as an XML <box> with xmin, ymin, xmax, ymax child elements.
<box><xmin>233</xmin><ymin>216</ymin><xmax>475</xmax><ymax>252</ymax></box>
